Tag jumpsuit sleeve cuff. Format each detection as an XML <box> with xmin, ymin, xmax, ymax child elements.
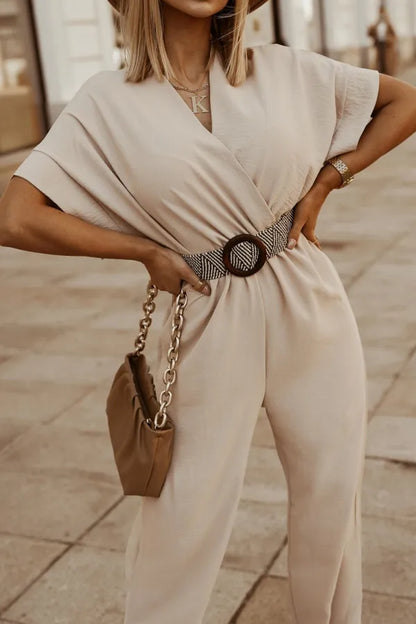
<box><xmin>13</xmin><ymin>149</ymin><xmax>122</xmax><ymax>230</ymax></box>
<box><xmin>326</xmin><ymin>64</ymin><xmax>380</xmax><ymax>161</ymax></box>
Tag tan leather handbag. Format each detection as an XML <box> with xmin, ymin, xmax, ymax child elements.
<box><xmin>105</xmin><ymin>281</ymin><xmax>188</xmax><ymax>497</ymax></box>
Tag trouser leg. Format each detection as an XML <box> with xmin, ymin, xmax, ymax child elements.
<box><xmin>262</xmin><ymin>235</ymin><xmax>368</xmax><ymax>624</ymax></box>
<box><xmin>124</xmin><ymin>279</ymin><xmax>266</xmax><ymax>624</ymax></box>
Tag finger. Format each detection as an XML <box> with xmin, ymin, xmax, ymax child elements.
<box><xmin>287</xmin><ymin>214</ymin><xmax>306</xmax><ymax>249</ymax></box>
<box><xmin>301</xmin><ymin>222</ymin><xmax>317</xmax><ymax>242</ymax></box>
<box><xmin>185</xmin><ymin>274</ymin><xmax>211</xmax><ymax>296</ymax></box>
<box><xmin>302</xmin><ymin>226</ymin><xmax>321</xmax><ymax>249</ymax></box>
<box><xmin>309</xmin><ymin>236</ymin><xmax>321</xmax><ymax>248</ymax></box>
<box><xmin>194</xmin><ymin>277</ymin><xmax>211</xmax><ymax>295</ymax></box>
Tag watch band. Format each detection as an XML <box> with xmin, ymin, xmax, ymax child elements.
<box><xmin>326</xmin><ymin>157</ymin><xmax>355</xmax><ymax>188</ymax></box>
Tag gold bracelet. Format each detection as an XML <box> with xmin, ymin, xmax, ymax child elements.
<box><xmin>325</xmin><ymin>157</ymin><xmax>355</xmax><ymax>188</ymax></box>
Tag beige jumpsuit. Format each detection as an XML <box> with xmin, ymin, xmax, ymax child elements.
<box><xmin>13</xmin><ymin>43</ymin><xmax>380</xmax><ymax>624</ymax></box>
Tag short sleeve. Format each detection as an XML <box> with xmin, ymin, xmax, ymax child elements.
<box><xmin>289</xmin><ymin>47</ymin><xmax>380</xmax><ymax>162</ymax></box>
<box><xmin>324</xmin><ymin>56</ymin><xmax>380</xmax><ymax>160</ymax></box>
<box><xmin>12</xmin><ymin>72</ymin><xmax>135</xmax><ymax>234</ymax></box>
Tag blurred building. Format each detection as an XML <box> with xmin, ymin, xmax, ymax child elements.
<box><xmin>0</xmin><ymin>0</ymin><xmax>416</xmax><ymax>160</ymax></box>
<box><xmin>278</xmin><ymin>0</ymin><xmax>416</xmax><ymax>68</ymax></box>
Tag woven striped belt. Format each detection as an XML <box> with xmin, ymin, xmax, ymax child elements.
<box><xmin>181</xmin><ymin>206</ymin><xmax>295</xmax><ymax>281</ymax></box>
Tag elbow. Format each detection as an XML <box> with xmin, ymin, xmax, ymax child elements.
<box><xmin>0</xmin><ymin>224</ymin><xmax>17</xmax><ymax>249</ymax></box>
<box><xmin>404</xmin><ymin>85</ymin><xmax>416</xmax><ymax>134</ymax></box>
<box><xmin>0</xmin><ymin>198</ymin><xmax>20</xmax><ymax>247</ymax></box>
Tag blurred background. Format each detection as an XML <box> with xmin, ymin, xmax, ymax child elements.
<box><xmin>0</xmin><ymin>1</ymin><xmax>415</xmax><ymax>623</ymax></box>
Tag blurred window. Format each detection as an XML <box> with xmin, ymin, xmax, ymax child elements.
<box><xmin>0</xmin><ymin>0</ymin><xmax>45</xmax><ymax>154</ymax></box>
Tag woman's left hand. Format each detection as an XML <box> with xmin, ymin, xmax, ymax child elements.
<box><xmin>286</xmin><ymin>165</ymin><xmax>341</xmax><ymax>250</ymax></box>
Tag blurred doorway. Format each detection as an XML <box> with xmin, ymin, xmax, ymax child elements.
<box><xmin>0</xmin><ymin>0</ymin><xmax>46</xmax><ymax>154</ymax></box>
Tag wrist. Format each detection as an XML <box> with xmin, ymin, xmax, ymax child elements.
<box><xmin>314</xmin><ymin>163</ymin><xmax>343</xmax><ymax>193</ymax></box>
<box><xmin>135</xmin><ymin>237</ymin><xmax>159</xmax><ymax>263</ymax></box>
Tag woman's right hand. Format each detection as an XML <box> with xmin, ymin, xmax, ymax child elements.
<box><xmin>143</xmin><ymin>244</ymin><xmax>211</xmax><ymax>297</ymax></box>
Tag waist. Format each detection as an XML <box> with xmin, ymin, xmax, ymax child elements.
<box><xmin>181</xmin><ymin>207</ymin><xmax>295</xmax><ymax>281</ymax></box>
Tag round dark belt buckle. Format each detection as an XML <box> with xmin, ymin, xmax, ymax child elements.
<box><xmin>222</xmin><ymin>233</ymin><xmax>268</xmax><ymax>277</ymax></box>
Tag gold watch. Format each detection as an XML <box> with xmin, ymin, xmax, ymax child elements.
<box><xmin>325</xmin><ymin>157</ymin><xmax>355</xmax><ymax>188</ymax></box>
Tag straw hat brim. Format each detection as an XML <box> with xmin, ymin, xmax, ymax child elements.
<box><xmin>107</xmin><ymin>0</ymin><xmax>269</xmax><ymax>15</ymax></box>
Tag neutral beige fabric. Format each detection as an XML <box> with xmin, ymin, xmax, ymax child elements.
<box><xmin>124</xmin><ymin>234</ymin><xmax>368</xmax><ymax>624</ymax></box>
<box><xmin>13</xmin><ymin>44</ymin><xmax>379</xmax><ymax>250</ymax></box>
<box><xmin>13</xmin><ymin>43</ymin><xmax>380</xmax><ymax>624</ymax></box>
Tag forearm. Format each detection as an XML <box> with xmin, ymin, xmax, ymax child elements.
<box><xmin>1</xmin><ymin>200</ymin><xmax>156</xmax><ymax>263</ymax></box>
<box><xmin>315</xmin><ymin>85</ymin><xmax>416</xmax><ymax>192</ymax></box>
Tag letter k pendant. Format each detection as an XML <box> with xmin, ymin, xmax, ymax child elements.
<box><xmin>190</xmin><ymin>94</ymin><xmax>209</xmax><ymax>114</ymax></box>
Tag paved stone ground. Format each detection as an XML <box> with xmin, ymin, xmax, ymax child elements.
<box><xmin>1</xmin><ymin>67</ymin><xmax>415</xmax><ymax>623</ymax></box>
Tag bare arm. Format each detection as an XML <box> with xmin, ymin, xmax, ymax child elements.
<box><xmin>0</xmin><ymin>177</ymin><xmax>210</xmax><ymax>296</ymax></box>
<box><xmin>0</xmin><ymin>176</ymin><xmax>157</xmax><ymax>261</ymax></box>
<box><xmin>288</xmin><ymin>72</ymin><xmax>416</xmax><ymax>246</ymax></box>
<box><xmin>315</xmin><ymin>72</ymin><xmax>416</xmax><ymax>192</ymax></box>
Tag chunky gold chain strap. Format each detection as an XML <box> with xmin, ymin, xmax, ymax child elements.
<box><xmin>133</xmin><ymin>283</ymin><xmax>158</xmax><ymax>355</ymax></box>
<box><xmin>133</xmin><ymin>280</ymin><xmax>188</xmax><ymax>429</ymax></box>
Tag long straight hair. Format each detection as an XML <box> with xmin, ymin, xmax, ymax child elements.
<box><xmin>118</xmin><ymin>0</ymin><xmax>250</xmax><ymax>86</ymax></box>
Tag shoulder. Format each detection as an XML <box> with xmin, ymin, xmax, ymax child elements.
<box><xmin>249</xmin><ymin>43</ymin><xmax>339</xmax><ymax>80</ymax></box>
<box><xmin>63</xmin><ymin>69</ymin><xmax>129</xmax><ymax>115</ymax></box>
<box><xmin>72</xmin><ymin>69</ymin><xmax>126</xmax><ymax>98</ymax></box>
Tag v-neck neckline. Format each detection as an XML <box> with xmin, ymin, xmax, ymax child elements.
<box><xmin>163</xmin><ymin>44</ymin><xmax>218</xmax><ymax>138</ymax></box>
<box><xmin>159</xmin><ymin>46</ymin><xmax>278</xmax><ymax>227</ymax></box>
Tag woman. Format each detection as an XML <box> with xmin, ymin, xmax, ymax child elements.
<box><xmin>1</xmin><ymin>1</ymin><xmax>416</xmax><ymax>623</ymax></box>
<box><xmin>367</xmin><ymin>4</ymin><xmax>399</xmax><ymax>76</ymax></box>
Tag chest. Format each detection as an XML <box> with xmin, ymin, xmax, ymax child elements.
<box><xmin>173</xmin><ymin>87</ymin><xmax>213</xmax><ymax>134</ymax></box>
<box><xmin>94</xmin><ymin>50</ymin><xmax>334</xmax><ymax>217</ymax></box>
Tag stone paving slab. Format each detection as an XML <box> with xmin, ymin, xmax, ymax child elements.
<box><xmin>375</xmin><ymin>376</ymin><xmax>416</xmax><ymax>418</ymax></box>
<box><xmin>361</xmin><ymin>515</ymin><xmax>416</xmax><ymax>598</ymax></box>
<box><xmin>36</xmin><ymin>327</ymin><xmax>136</xmax><ymax>357</ymax></box>
<box><xmin>221</xmin><ymin>500</ymin><xmax>287</xmax><ymax>573</ymax></box>
<box><xmin>268</xmin><ymin>543</ymin><xmax>288</xmax><ymax>578</ymax></box>
<box><xmin>362</xmin><ymin>344</ymin><xmax>409</xmax><ymax>378</ymax></box>
<box><xmin>2</xmin><ymin>541</ymin><xmax>260</xmax><ymax>624</ymax></box>
<box><xmin>0</xmin><ymin>353</ymin><xmax>120</xmax><ymax>385</ymax></box>
<box><xmin>0</xmin><ymin>297</ymin><xmax>103</xmax><ymax>327</ymax></box>
<box><xmin>268</xmin><ymin>515</ymin><xmax>416</xmax><ymax>599</ymax></box>
<box><xmin>361</xmin><ymin>592</ymin><xmax>416</xmax><ymax>624</ymax></box>
<box><xmin>0</xmin><ymin>325</ymin><xmax>63</xmax><ymax>356</ymax></box>
<box><xmin>79</xmin><ymin>497</ymin><xmax>140</xmax><ymax>552</ymax></box>
<box><xmin>0</xmin><ymin>534</ymin><xmax>66</xmax><ymax>613</ymax></box>
<box><xmin>362</xmin><ymin>458</ymin><xmax>416</xmax><ymax>520</ymax></box>
<box><xmin>0</xmin><ymin>470</ymin><xmax>121</xmax><ymax>542</ymax></box>
<box><xmin>366</xmin><ymin>376</ymin><xmax>394</xmax><ymax>415</ymax></box>
<box><xmin>251</xmin><ymin>409</ymin><xmax>275</xmax><ymax>448</ymax></box>
<box><xmin>3</xmin><ymin>544</ymin><xmax>126</xmax><ymax>624</ymax></box>
<box><xmin>366</xmin><ymin>415</ymin><xmax>416</xmax><ymax>463</ymax></box>
<box><xmin>0</xmin><ymin>423</ymin><xmax>120</xmax><ymax>484</ymax></box>
<box><xmin>355</xmin><ymin>313</ymin><xmax>416</xmax><ymax>348</ymax></box>
<box><xmin>400</xmin><ymin>350</ymin><xmax>416</xmax><ymax>377</ymax></box>
<box><xmin>49</xmin><ymin>385</ymin><xmax>116</xmax><ymax>432</ymax></box>
<box><xmin>235</xmin><ymin>576</ymin><xmax>294</xmax><ymax>623</ymax></box>
<box><xmin>240</xmin><ymin>445</ymin><xmax>288</xmax><ymax>505</ymax></box>
<box><xmin>234</xmin><ymin>575</ymin><xmax>416</xmax><ymax>624</ymax></box>
<box><xmin>0</xmin><ymin>381</ymin><xmax>92</xmax><ymax>426</ymax></box>
<box><xmin>203</xmin><ymin>568</ymin><xmax>260</xmax><ymax>624</ymax></box>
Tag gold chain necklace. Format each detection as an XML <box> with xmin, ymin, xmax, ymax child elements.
<box><xmin>168</xmin><ymin>74</ymin><xmax>210</xmax><ymax>115</ymax></box>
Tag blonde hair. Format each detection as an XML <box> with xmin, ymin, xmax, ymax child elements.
<box><xmin>118</xmin><ymin>0</ymin><xmax>250</xmax><ymax>86</ymax></box>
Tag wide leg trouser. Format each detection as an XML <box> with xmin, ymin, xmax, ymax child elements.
<box><xmin>123</xmin><ymin>232</ymin><xmax>368</xmax><ymax>624</ymax></box>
